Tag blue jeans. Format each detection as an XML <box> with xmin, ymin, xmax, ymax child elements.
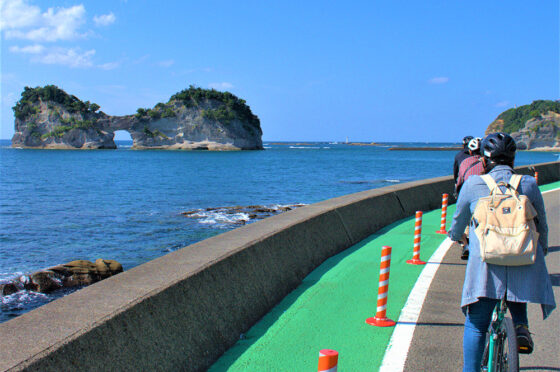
<box><xmin>463</xmin><ymin>298</ymin><xmax>528</xmax><ymax>372</ymax></box>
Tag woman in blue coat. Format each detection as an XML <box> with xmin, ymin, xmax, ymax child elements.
<box><xmin>448</xmin><ymin>132</ymin><xmax>556</xmax><ymax>372</ymax></box>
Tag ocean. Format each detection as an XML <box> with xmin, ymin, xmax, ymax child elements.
<box><xmin>0</xmin><ymin>139</ymin><xmax>557</xmax><ymax>322</ymax></box>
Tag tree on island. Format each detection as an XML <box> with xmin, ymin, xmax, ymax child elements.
<box><xmin>13</xmin><ymin>85</ymin><xmax>102</xmax><ymax>120</ymax></box>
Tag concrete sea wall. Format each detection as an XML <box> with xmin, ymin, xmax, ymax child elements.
<box><xmin>1</xmin><ymin>161</ymin><xmax>558</xmax><ymax>372</ymax></box>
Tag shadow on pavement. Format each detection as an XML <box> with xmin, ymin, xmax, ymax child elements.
<box><xmin>549</xmin><ymin>273</ymin><xmax>560</xmax><ymax>286</ymax></box>
<box><xmin>433</xmin><ymin>262</ymin><xmax>467</xmax><ymax>266</ymax></box>
<box><xmin>548</xmin><ymin>245</ymin><xmax>560</xmax><ymax>253</ymax></box>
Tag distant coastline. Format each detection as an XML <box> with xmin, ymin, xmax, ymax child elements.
<box><xmin>525</xmin><ymin>146</ymin><xmax>560</xmax><ymax>152</ymax></box>
<box><xmin>389</xmin><ymin>146</ymin><xmax>560</xmax><ymax>152</ymax></box>
<box><xmin>4</xmin><ymin>139</ymin><xmax>559</xmax><ymax>152</ymax></box>
<box><xmin>388</xmin><ymin>147</ymin><xmax>462</xmax><ymax>151</ymax></box>
<box><xmin>348</xmin><ymin>142</ymin><xmax>381</xmax><ymax>146</ymax></box>
<box><xmin>267</xmin><ymin>142</ymin><xmax>381</xmax><ymax>146</ymax></box>
<box><xmin>267</xmin><ymin>142</ymin><xmax>316</xmax><ymax>146</ymax></box>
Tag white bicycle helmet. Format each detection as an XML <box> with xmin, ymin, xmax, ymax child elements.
<box><xmin>467</xmin><ymin>137</ymin><xmax>482</xmax><ymax>153</ymax></box>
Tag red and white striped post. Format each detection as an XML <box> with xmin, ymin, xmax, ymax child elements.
<box><xmin>435</xmin><ymin>193</ymin><xmax>449</xmax><ymax>234</ymax></box>
<box><xmin>366</xmin><ymin>246</ymin><xmax>396</xmax><ymax>327</ymax></box>
<box><xmin>318</xmin><ymin>349</ymin><xmax>338</xmax><ymax>372</ymax></box>
<box><xmin>407</xmin><ymin>211</ymin><xmax>426</xmax><ymax>265</ymax></box>
<box><xmin>534</xmin><ymin>171</ymin><xmax>539</xmax><ymax>185</ymax></box>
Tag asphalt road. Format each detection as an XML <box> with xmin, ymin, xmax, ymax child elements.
<box><xmin>405</xmin><ymin>188</ymin><xmax>560</xmax><ymax>371</ymax></box>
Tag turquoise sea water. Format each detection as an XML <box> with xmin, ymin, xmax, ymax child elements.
<box><xmin>0</xmin><ymin>139</ymin><xmax>557</xmax><ymax>322</ymax></box>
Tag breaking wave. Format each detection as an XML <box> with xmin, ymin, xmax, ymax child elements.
<box><xmin>182</xmin><ymin>204</ymin><xmax>306</xmax><ymax>228</ymax></box>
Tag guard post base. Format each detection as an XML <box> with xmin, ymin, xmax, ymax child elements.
<box><xmin>406</xmin><ymin>258</ymin><xmax>426</xmax><ymax>265</ymax></box>
<box><xmin>366</xmin><ymin>316</ymin><xmax>396</xmax><ymax>327</ymax></box>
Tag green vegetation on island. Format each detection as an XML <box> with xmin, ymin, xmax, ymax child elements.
<box><xmin>41</xmin><ymin>118</ymin><xmax>96</xmax><ymax>139</ymax></box>
<box><xmin>169</xmin><ymin>85</ymin><xmax>260</xmax><ymax>127</ymax></box>
<box><xmin>12</xmin><ymin>85</ymin><xmax>102</xmax><ymax>140</ymax></box>
<box><xmin>135</xmin><ymin>104</ymin><xmax>177</xmax><ymax>120</ymax></box>
<box><xmin>133</xmin><ymin>85</ymin><xmax>260</xmax><ymax>127</ymax></box>
<box><xmin>143</xmin><ymin>126</ymin><xmax>170</xmax><ymax>139</ymax></box>
<box><xmin>13</xmin><ymin>85</ymin><xmax>101</xmax><ymax>121</ymax></box>
<box><xmin>493</xmin><ymin>100</ymin><xmax>560</xmax><ymax>134</ymax></box>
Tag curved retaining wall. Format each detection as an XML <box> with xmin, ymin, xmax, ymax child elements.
<box><xmin>1</xmin><ymin>161</ymin><xmax>558</xmax><ymax>372</ymax></box>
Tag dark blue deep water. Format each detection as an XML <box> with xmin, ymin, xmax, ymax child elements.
<box><xmin>1</xmin><ymin>139</ymin><xmax>557</xmax><ymax>322</ymax></box>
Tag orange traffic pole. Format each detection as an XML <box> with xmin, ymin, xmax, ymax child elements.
<box><xmin>318</xmin><ymin>349</ymin><xmax>338</xmax><ymax>372</ymax></box>
<box><xmin>407</xmin><ymin>211</ymin><xmax>426</xmax><ymax>265</ymax></box>
<box><xmin>366</xmin><ymin>246</ymin><xmax>396</xmax><ymax>327</ymax></box>
<box><xmin>435</xmin><ymin>193</ymin><xmax>448</xmax><ymax>234</ymax></box>
<box><xmin>534</xmin><ymin>171</ymin><xmax>539</xmax><ymax>185</ymax></box>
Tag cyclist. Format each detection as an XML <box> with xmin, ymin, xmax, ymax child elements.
<box><xmin>454</xmin><ymin>137</ymin><xmax>484</xmax><ymax>260</ymax></box>
<box><xmin>454</xmin><ymin>135</ymin><xmax>474</xmax><ymax>183</ymax></box>
<box><xmin>455</xmin><ymin>137</ymin><xmax>484</xmax><ymax>196</ymax></box>
<box><xmin>448</xmin><ymin>132</ymin><xmax>556</xmax><ymax>372</ymax></box>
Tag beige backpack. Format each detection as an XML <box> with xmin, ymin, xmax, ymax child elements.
<box><xmin>472</xmin><ymin>174</ymin><xmax>539</xmax><ymax>266</ymax></box>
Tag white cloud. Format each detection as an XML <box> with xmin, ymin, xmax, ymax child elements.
<box><xmin>9</xmin><ymin>44</ymin><xmax>45</xmax><ymax>54</ymax></box>
<box><xmin>428</xmin><ymin>77</ymin><xmax>449</xmax><ymax>84</ymax></box>
<box><xmin>158</xmin><ymin>59</ymin><xmax>175</xmax><ymax>68</ymax></box>
<box><xmin>208</xmin><ymin>82</ymin><xmax>234</xmax><ymax>90</ymax></box>
<box><xmin>93</xmin><ymin>12</ymin><xmax>115</xmax><ymax>27</ymax></box>
<box><xmin>98</xmin><ymin>61</ymin><xmax>120</xmax><ymax>70</ymax></box>
<box><xmin>33</xmin><ymin>47</ymin><xmax>95</xmax><ymax>68</ymax></box>
<box><xmin>495</xmin><ymin>101</ymin><xmax>510</xmax><ymax>108</ymax></box>
<box><xmin>10</xmin><ymin>44</ymin><xmax>121</xmax><ymax>70</ymax></box>
<box><xmin>0</xmin><ymin>0</ymin><xmax>41</xmax><ymax>29</ymax></box>
<box><xmin>1</xmin><ymin>0</ymin><xmax>86</xmax><ymax>42</ymax></box>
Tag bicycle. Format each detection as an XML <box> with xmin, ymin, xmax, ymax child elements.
<box><xmin>480</xmin><ymin>296</ymin><xmax>519</xmax><ymax>372</ymax></box>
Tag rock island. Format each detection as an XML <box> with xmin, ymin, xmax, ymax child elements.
<box><xmin>11</xmin><ymin>85</ymin><xmax>263</xmax><ymax>150</ymax></box>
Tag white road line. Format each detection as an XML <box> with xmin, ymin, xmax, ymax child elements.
<box><xmin>379</xmin><ymin>237</ymin><xmax>454</xmax><ymax>372</ymax></box>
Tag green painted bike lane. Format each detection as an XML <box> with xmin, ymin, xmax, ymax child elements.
<box><xmin>211</xmin><ymin>181</ymin><xmax>560</xmax><ymax>371</ymax></box>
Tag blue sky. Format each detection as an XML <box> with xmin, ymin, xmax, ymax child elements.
<box><xmin>1</xmin><ymin>0</ymin><xmax>558</xmax><ymax>141</ymax></box>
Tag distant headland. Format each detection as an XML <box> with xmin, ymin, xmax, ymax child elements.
<box><xmin>11</xmin><ymin>85</ymin><xmax>263</xmax><ymax>150</ymax></box>
<box><xmin>389</xmin><ymin>100</ymin><xmax>559</xmax><ymax>152</ymax></box>
<box><xmin>486</xmin><ymin>100</ymin><xmax>560</xmax><ymax>151</ymax></box>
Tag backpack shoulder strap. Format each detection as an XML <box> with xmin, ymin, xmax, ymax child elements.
<box><xmin>509</xmin><ymin>174</ymin><xmax>522</xmax><ymax>190</ymax></box>
<box><xmin>480</xmin><ymin>174</ymin><xmax>498</xmax><ymax>192</ymax></box>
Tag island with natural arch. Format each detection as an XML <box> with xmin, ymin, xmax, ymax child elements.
<box><xmin>11</xmin><ymin>85</ymin><xmax>263</xmax><ymax>150</ymax></box>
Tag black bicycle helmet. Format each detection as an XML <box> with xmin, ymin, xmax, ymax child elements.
<box><xmin>462</xmin><ymin>135</ymin><xmax>474</xmax><ymax>147</ymax></box>
<box><xmin>481</xmin><ymin>132</ymin><xmax>516</xmax><ymax>161</ymax></box>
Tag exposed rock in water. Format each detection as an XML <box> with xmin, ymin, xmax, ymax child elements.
<box><xmin>181</xmin><ymin>204</ymin><xmax>306</xmax><ymax>225</ymax></box>
<box><xmin>486</xmin><ymin>100</ymin><xmax>560</xmax><ymax>150</ymax></box>
<box><xmin>0</xmin><ymin>283</ymin><xmax>19</xmax><ymax>296</ymax></box>
<box><xmin>11</xmin><ymin>85</ymin><xmax>263</xmax><ymax>150</ymax></box>
<box><xmin>0</xmin><ymin>259</ymin><xmax>123</xmax><ymax>296</ymax></box>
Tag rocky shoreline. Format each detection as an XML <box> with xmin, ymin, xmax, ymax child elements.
<box><xmin>0</xmin><ymin>259</ymin><xmax>122</xmax><ymax>296</ymax></box>
<box><xmin>182</xmin><ymin>204</ymin><xmax>306</xmax><ymax>225</ymax></box>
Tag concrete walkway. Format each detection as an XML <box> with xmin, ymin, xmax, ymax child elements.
<box><xmin>210</xmin><ymin>182</ymin><xmax>559</xmax><ymax>371</ymax></box>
